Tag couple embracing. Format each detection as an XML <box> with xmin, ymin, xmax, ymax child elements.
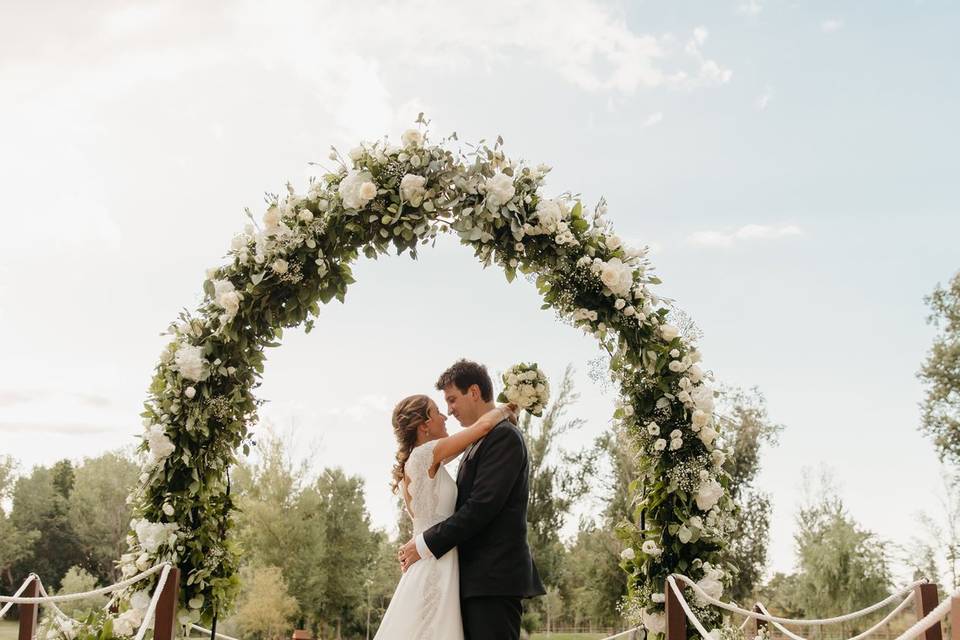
<box><xmin>374</xmin><ymin>359</ymin><xmax>545</xmax><ymax>640</ymax></box>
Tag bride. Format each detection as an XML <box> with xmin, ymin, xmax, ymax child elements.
<box><xmin>374</xmin><ymin>394</ymin><xmax>515</xmax><ymax>639</ymax></box>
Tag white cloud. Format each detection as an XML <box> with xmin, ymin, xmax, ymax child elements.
<box><xmin>687</xmin><ymin>223</ymin><xmax>803</xmax><ymax>248</ymax></box>
<box><xmin>737</xmin><ymin>0</ymin><xmax>764</xmax><ymax>16</ymax></box>
<box><xmin>821</xmin><ymin>18</ymin><xmax>844</xmax><ymax>33</ymax></box>
<box><xmin>642</xmin><ymin>112</ymin><xmax>664</xmax><ymax>127</ymax></box>
<box><xmin>756</xmin><ymin>87</ymin><xmax>774</xmax><ymax>111</ymax></box>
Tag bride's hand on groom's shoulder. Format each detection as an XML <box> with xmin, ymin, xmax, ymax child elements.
<box><xmin>500</xmin><ymin>402</ymin><xmax>518</xmax><ymax>425</ymax></box>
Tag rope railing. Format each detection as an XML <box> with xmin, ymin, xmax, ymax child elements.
<box><xmin>192</xmin><ymin>623</ymin><xmax>242</xmax><ymax>640</ymax></box>
<box><xmin>665</xmin><ymin>574</ymin><xmax>956</xmax><ymax>640</ymax></box>
<box><xmin>0</xmin><ymin>563</ymin><xmax>180</xmax><ymax>640</ymax></box>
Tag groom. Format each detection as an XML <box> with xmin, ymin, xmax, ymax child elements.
<box><xmin>398</xmin><ymin>359</ymin><xmax>545</xmax><ymax>639</ymax></box>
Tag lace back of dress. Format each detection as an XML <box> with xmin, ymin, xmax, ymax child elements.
<box><xmin>405</xmin><ymin>440</ymin><xmax>442</xmax><ymax>535</ymax></box>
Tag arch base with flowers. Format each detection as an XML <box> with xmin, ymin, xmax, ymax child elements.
<box><xmin>81</xmin><ymin>121</ymin><xmax>735</xmax><ymax>640</ymax></box>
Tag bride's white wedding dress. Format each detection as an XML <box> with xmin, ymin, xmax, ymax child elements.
<box><xmin>374</xmin><ymin>439</ymin><xmax>463</xmax><ymax>640</ymax></box>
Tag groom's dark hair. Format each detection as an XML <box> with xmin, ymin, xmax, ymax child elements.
<box><xmin>436</xmin><ymin>359</ymin><xmax>494</xmax><ymax>402</ymax></box>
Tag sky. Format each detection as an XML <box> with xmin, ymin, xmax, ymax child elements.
<box><xmin>1</xmin><ymin>0</ymin><xmax>958</xmax><ymax>583</ymax></box>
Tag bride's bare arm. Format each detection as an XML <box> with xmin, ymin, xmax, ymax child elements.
<box><xmin>430</xmin><ymin>405</ymin><xmax>517</xmax><ymax>470</ymax></box>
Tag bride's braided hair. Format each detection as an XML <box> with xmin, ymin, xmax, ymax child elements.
<box><xmin>390</xmin><ymin>394</ymin><xmax>431</xmax><ymax>494</ymax></box>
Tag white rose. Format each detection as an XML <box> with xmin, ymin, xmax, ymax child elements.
<box><xmin>213</xmin><ymin>278</ymin><xmax>241</xmax><ymax>322</ymax></box>
<box><xmin>145</xmin><ymin>424</ymin><xmax>175</xmax><ymax>467</ymax></box>
<box><xmin>535</xmin><ymin>199</ymin><xmax>563</xmax><ymax>231</ymax></box>
<box><xmin>184</xmin><ymin>386</ymin><xmax>196</xmax><ymax>399</ymax></box>
<box><xmin>696</xmin><ymin>568</ymin><xmax>725</xmax><ymax>601</ymax></box>
<box><xmin>669</xmin><ymin>360</ymin><xmax>685</xmax><ymax>372</ymax></box>
<box><xmin>130</xmin><ymin>589</ymin><xmax>152</xmax><ymax>615</ymax></box>
<box><xmin>173</xmin><ymin>343</ymin><xmax>206</xmax><ymax>381</ymax></box>
<box><xmin>401</xmin><ymin>129</ymin><xmax>424</xmax><ymax>147</ymax></box>
<box><xmin>692</xmin><ymin>386</ymin><xmax>716</xmax><ymax>413</ymax></box>
<box><xmin>642</xmin><ymin>540</ymin><xmax>662</xmax><ymax>557</ymax></box>
<box><xmin>263</xmin><ymin>205</ymin><xmax>281</xmax><ymax>230</ymax></box>
<box><xmin>606</xmin><ymin>234</ymin><xmax>622</xmax><ymax>251</ymax></box>
<box><xmin>400</xmin><ymin>173</ymin><xmax>427</xmax><ymax>206</ymax></box>
<box><xmin>688</xmin><ymin>365</ymin><xmax>704</xmax><ymax>384</ymax></box>
<box><xmin>692</xmin><ymin>410</ymin><xmax>710</xmax><ymax>430</ymax></box>
<box><xmin>135</xmin><ymin>553</ymin><xmax>151</xmax><ymax>571</ymax></box>
<box><xmin>689</xmin><ymin>516</ymin><xmax>704</xmax><ymax>529</ymax></box>
<box><xmin>623</xmin><ymin>306</ymin><xmax>636</xmax><ymax>316</ymax></box>
<box><xmin>600</xmin><ymin>258</ymin><xmax>634</xmax><ymax>298</ymax></box>
<box><xmin>678</xmin><ymin>525</ymin><xmax>693</xmax><ymax>543</ymax></box>
<box><xmin>699</xmin><ymin>425</ymin><xmax>718</xmax><ymax>447</ymax></box>
<box><xmin>620</xmin><ymin>547</ymin><xmax>636</xmax><ymax>561</ymax></box>
<box><xmin>653</xmin><ymin>438</ymin><xmax>667</xmax><ymax>451</ymax></box>
<box><xmin>695</xmin><ymin>479</ymin><xmax>724</xmax><ymax>511</ymax></box>
<box><xmin>660</xmin><ymin>324</ymin><xmax>680</xmax><ymax>341</ymax></box>
<box><xmin>134</xmin><ymin>520</ymin><xmax>178</xmax><ymax>554</ymax></box>
<box><xmin>298</xmin><ymin>209</ymin><xmax>314</xmax><ymax>223</ymax></box>
<box><xmin>272</xmin><ymin>259</ymin><xmax>288</xmax><ymax>275</ymax></box>
<box><xmin>641</xmin><ymin>610</ymin><xmax>666</xmax><ymax>635</ymax></box>
<box><xmin>646</xmin><ymin>421</ymin><xmax>660</xmax><ymax>436</ymax></box>
<box><xmin>348</xmin><ymin>146</ymin><xmax>364</xmax><ymax>161</ymax></box>
<box><xmin>162</xmin><ymin>503</ymin><xmax>175</xmax><ymax>517</ymax></box>
<box><xmin>338</xmin><ymin>171</ymin><xmax>378</xmax><ymax>210</ymax></box>
<box><xmin>615</xmin><ymin>298</ymin><xmax>626</xmax><ymax>310</ymax></box>
<box><xmin>485</xmin><ymin>173</ymin><xmax>516</xmax><ymax>207</ymax></box>
<box><xmin>711</xmin><ymin>449</ymin><xmax>726</xmax><ymax>467</ymax></box>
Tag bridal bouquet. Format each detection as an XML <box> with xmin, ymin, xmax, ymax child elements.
<box><xmin>498</xmin><ymin>363</ymin><xmax>550</xmax><ymax>417</ymax></box>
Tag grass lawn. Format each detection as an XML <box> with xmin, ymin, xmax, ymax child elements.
<box><xmin>530</xmin><ymin>634</ymin><xmax>609</xmax><ymax>640</ymax></box>
<box><xmin>1</xmin><ymin>620</ymin><xmax>18</xmax><ymax>640</ymax></box>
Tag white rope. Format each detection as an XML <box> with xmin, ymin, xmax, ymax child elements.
<box><xmin>0</xmin><ymin>564</ymin><xmax>167</xmax><ymax>604</ymax></box>
<box><xmin>671</xmin><ymin>574</ymin><xmax>927</xmax><ymax>626</ymax></box>
<box><xmin>0</xmin><ymin>574</ymin><xmax>39</xmax><ymax>618</ymax></box>
<box><xmin>35</xmin><ymin>579</ymin><xmax>81</xmax><ymax>623</ymax></box>
<box><xmin>599</xmin><ymin>627</ymin><xmax>642</xmax><ymax>640</ymax></box>
<box><xmin>753</xmin><ymin>602</ymin><xmax>808</xmax><ymax>640</ymax></box>
<box><xmin>132</xmin><ymin>563</ymin><xmax>171</xmax><ymax>640</ymax></box>
<box><xmin>667</xmin><ymin>575</ymin><xmax>717</xmax><ymax>640</ymax></box>
<box><xmin>889</xmin><ymin>595</ymin><xmax>951</xmax><ymax>640</ymax></box>
<box><xmin>191</xmin><ymin>624</ymin><xmax>242</xmax><ymax>640</ymax></box>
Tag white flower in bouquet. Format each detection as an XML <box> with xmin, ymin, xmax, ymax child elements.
<box><xmin>692</xmin><ymin>385</ymin><xmax>715</xmax><ymax>413</ymax></box>
<box><xmin>298</xmin><ymin>209</ymin><xmax>314</xmax><ymax>223</ymax></box>
<box><xmin>600</xmin><ymin>258</ymin><xmax>634</xmax><ymax>297</ymax></box>
<box><xmin>135</xmin><ymin>553</ymin><xmax>151</xmax><ymax>571</ymax></box>
<box><xmin>646</xmin><ymin>421</ymin><xmax>660</xmax><ymax>436</ymax></box>
<box><xmin>691</xmin><ymin>409</ymin><xmax>710</xmax><ymax>432</ymax></box>
<box><xmin>130</xmin><ymin>589</ymin><xmax>152</xmax><ymax>616</ymax></box>
<box><xmin>698</xmin><ymin>425</ymin><xmax>718</xmax><ymax>447</ymax></box>
<box><xmin>641</xmin><ymin>609</ymin><xmax>666</xmax><ymax>635</ymax></box>
<box><xmin>653</xmin><ymin>438</ymin><xmax>667</xmax><ymax>452</ymax></box>
<box><xmin>606</xmin><ymin>234</ymin><xmax>622</xmax><ymax>251</ymax></box>
<box><xmin>263</xmin><ymin>205</ymin><xmax>282</xmax><ymax>230</ymax></box>
<box><xmin>642</xmin><ymin>540</ymin><xmax>662</xmax><ymax>557</ymax></box>
<box><xmin>338</xmin><ymin>171</ymin><xmax>378</xmax><ymax>210</ymax></box>
<box><xmin>56</xmin><ymin>618</ymin><xmax>78</xmax><ymax>640</ymax></box>
<box><xmin>678</xmin><ymin>524</ymin><xmax>693</xmax><ymax>543</ymax></box>
<box><xmin>133</xmin><ymin>519</ymin><xmax>179</xmax><ymax>554</ymax></box>
<box><xmin>272</xmin><ymin>259</ymin><xmax>289</xmax><ymax>275</ymax></box>
<box><xmin>400</xmin><ymin>173</ymin><xmax>427</xmax><ymax>206</ymax></box>
<box><xmin>535</xmin><ymin>199</ymin><xmax>563</xmax><ymax>232</ymax></box>
<box><xmin>660</xmin><ymin>324</ymin><xmax>680</xmax><ymax>341</ymax></box>
<box><xmin>620</xmin><ymin>547</ymin><xmax>636</xmax><ymax>561</ymax></box>
<box><xmin>498</xmin><ymin>363</ymin><xmax>549</xmax><ymax>417</ymax></box>
<box><xmin>695</xmin><ymin>478</ymin><xmax>724</xmax><ymax>511</ymax></box>
<box><xmin>401</xmin><ymin>128</ymin><xmax>424</xmax><ymax>147</ymax></box>
<box><xmin>212</xmin><ymin>279</ymin><xmax>240</xmax><ymax>323</ymax></box>
<box><xmin>173</xmin><ymin>342</ymin><xmax>206</xmax><ymax>382</ymax></box>
<box><xmin>112</xmin><ymin>610</ymin><xmax>140</xmax><ymax>638</ymax></box>
<box><xmin>144</xmin><ymin>424</ymin><xmax>175</xmax><ymax>467</ymax></box>
<box><xmin>696</xmin><ymin>564</ymin><xmax>725</xmax><ymax>602</ymax></box>
<box><xmin>484</xmin><ymin>173</ymin><xmax>516</xmax><ymax>207</ymax></box>
<box><xmin>688</xmin><ymin>364</ymin><xmax>704</xmax><ymax>384</ymax></box>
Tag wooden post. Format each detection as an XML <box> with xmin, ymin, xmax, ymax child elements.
<box><xmin>915</xmin><ymin>582</ymin><xmax>943</xmax><ymax>640</ymax></box>
<box><xmin>753</xmin><ymin>604</ymin><xmax>768</xmax><ymax>637</ymax></box>
<box><xmin>665</xmin><ymin>578</ymin><xmax>686</xmax><ymax>640</ymax></box>
<box><xmin>950</xmin><ymin>595</ymin><xmax>960</xmax><ymax>640</ymax></box>
<box><xmin>153</xmin><ymin>566</ymin><xmax>180</xmax><ymax>640</ymax></box>
<box><xmin>18</xmin><ymin>576</ymin><xmax>39</xmax><ymax>640</ymax></box>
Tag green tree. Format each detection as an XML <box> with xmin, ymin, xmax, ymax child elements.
<box><xmin>0</xmin><ymin>456</ymin><xmax>39</xmax><ymax>592</ymax></box>
<box><xmin>10</xmin><ymin>462</ymin><xmax>84</xmax><ymax>588</ymax></box>
<box><xmin>716</xmin><ymin>386</ymin><xmax>783</xmax><ymax>602</ymax></box>
<box><xmin>233</xmin><ymin>433</ymin><xmax>327</xmax><ymax>628</ymax></box>
<box><xmin>520</xmin><ymin>365</ymin><xmax>595</xmax><ymax>588</ymax></box>
<box><xmin>232</xmin><ymin>565</ymin><xmax>300</xmax><ymax>640</ymax></box>
<box><xmin>791</xmin><ymin>471</ymin><xmax>892</xmax><ymax>623</ymax></box>
<box><xmin>919</xmin><ymin>270</ymin><xmax>960</xmax><ymax>463</ymax></box>
<box><xmin>561</xmin><ymin>520</ymin><xmax>624</xmax><ymax>629</ymax></box>
<box><xmin>55</xmin><ymin>565</ymin><xmax>108</xmax><ymax>619</ymax></box>
<box><xmin>68</xmin><ymin>451</ymin><xmax>139</xmax><ymax>583</ymax></box>
<box><xmin>313</xmin><ymin>468</ymin><xmax>377</xmax><ymax>638</ymax></box>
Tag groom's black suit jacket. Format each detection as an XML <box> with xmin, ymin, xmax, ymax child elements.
<box><xmin>423</xmin><ymin>419</ymin><xmax>545</xmax><ymax>600</ymax></box>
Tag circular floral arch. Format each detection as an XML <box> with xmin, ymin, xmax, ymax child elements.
<box><xmin>114</xmin><ymin>118</ymin><xmax>732</xmax><ymax>637</ymax></box>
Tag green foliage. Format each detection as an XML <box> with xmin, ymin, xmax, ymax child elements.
<box><xmin>919</xmin><ymin>270</ymin><xmax>960</xmax><ymax>463</ymax></box>
<box><xmin>232</xmin><ymin>565</ymin><xmax>299</xmax><ymax>640</ymax></box>
<box><xmin>55</xmin><ymin>566</ymin><xmax>108</xmax><ymax>620</ymax></box>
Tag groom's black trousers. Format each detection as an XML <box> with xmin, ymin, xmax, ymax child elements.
<box><xmin>462</xmin><ymin>596</ymin><xmax>522</xmax><ymax>640</ymax></box>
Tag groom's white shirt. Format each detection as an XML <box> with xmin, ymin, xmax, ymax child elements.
<box><xmin>414</xmin><ymin>533</ymin><xmax>433</xmax><ymax>559</ymax></box>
